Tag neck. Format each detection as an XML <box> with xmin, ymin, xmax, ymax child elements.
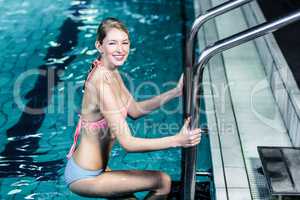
<box><xmin>101</xmin><ymin>57</ymin><xmax>117</xmax><ymax>71</ymax></box>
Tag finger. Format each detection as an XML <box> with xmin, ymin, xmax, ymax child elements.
<box><xmin>189</xmin><ymin>132</ymin><xmax>201</xmax><ymax>139</ymax></box>
<box><xmin>179</xmin><ymin>73</ymin><xmax>183</xmax><ymax>79</ymax></box>
<box><xmin>179</xmin><ymin>75</ymin><xmax>184</xmax><ymax>87</ymax></box>
<box><xmin>192</xmin><ymin>137</ymin><xmax>201</xmax><ymax>143</ymax></box>
<box><xmin>190</xmin><ymin>128</ymin><xmax>201</xmax><ymax>134</ymax></box>
<box><xmin>191</xmin><ymin>140</ymin><xmax>201</xmax><ymax>146</ymax></box>
<box><xmin>189</xmin><ymin>130</ymin><xmax>201</xmax><ymax>137</ymax></box>
<box><xmin>189</xmin><ymin>133</ymin><xmax>201</xmax><ymax>138</ymax></box>
<box><xmin>189</xmin><ymin>134</ymin><xmax>201</xmax><ymax>140</ymax></box>
<box><xmin>188</xmin><ymin>138</ymin><xmax>201</xmax><ymax>146</ymax></box>
<box><xmin>184</xmin><ymin>117</ymin><xmax>191</xmax><ymax>128</ymax></box>
<box><xmin>190</xmin><ymin>138</ymin><xmax>201</xmax><ymax>145</ymax></box>
<box><xmin>184</xmin><ymin>142</ymin><xmax>199</xmax><ymax>148</ymax></box>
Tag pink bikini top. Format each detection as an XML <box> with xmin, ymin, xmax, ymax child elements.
<box><xmin>66</xmin><ymin>59</ymin><xmax>128</xmax><ymax>159</ymax></box>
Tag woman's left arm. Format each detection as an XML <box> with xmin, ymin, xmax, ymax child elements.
<box><xmin>124</xmin><ymin>75</ymin><xmax>183</xmax><ymax>119</ymax></box>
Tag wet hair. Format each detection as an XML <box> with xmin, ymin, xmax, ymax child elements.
<box><xmin>96</xmin><ymin>17</ymin><xmax>130</xmax><ymax>44</ymax></box>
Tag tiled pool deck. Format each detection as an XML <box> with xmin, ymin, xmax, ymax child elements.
<box><xmin>194</xmin><ymin>0</ymin><xmax>296</xmax><ymax>199</ymax></box>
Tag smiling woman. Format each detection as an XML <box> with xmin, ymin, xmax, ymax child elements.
<box><xmin>95</xmin><ymin>18</ymin><xmax>130</xmax><ymax>68</ymax></box>
<box><xmin>0</xmin><ymin>0</ymin><xmax>200</xmax><ymax>199</ymax></box>
<box><xmin>63</xmin><ymin>17</ymin><xmax>201</xmax><ymax>200</ymax></box>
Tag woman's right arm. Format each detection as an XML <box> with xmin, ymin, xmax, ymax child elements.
<box><xmin>97</xmin><ymin>79</ymin><xmax>201</xmax><ymax>152</ymax></box>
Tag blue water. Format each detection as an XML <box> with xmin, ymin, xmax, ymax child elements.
<box><xmin>0</xmin><ymin>0</ymin><xmax>211</xmax><ymax>199</ymax></box>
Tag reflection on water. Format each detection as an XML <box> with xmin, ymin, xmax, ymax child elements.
<box><xmin>0</xmin><ymin>0</ymin><xmax>192</xmax><ymax>199</ymax></box>
<box><xmin>0</xmin><ymin>0</ymin><xmax>91</xmax><ymax>181</ymax></box>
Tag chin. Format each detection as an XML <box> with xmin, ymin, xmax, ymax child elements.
<box><xmin>112</xmin><ymin>60</ymin><xmax>126</xmax><ymax>67</ymax></box>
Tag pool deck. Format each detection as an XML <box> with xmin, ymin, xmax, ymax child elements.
<box><xmin>193</xmin><ymin>0</ymin><xmax>295</xmax><ymax>199</ymax></box>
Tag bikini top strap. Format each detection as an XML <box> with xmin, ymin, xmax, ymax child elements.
<box><xmin>120</xmin><ymin>106</ymin><xmax>128</xmax><ymax>117</ymax></box>
<box><xmin>86</xmin><ymin>59</ymin><xmax>103</xmax><ymax>82</ymax></box>
<box><xmin>66</xmin><ymin>117</ymin><xmax>82</xmax><ymax>159</ymax></box>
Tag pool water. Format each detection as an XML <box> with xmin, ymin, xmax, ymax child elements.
<box><xmin>0</xmin><ymin>0</ymin><xmax>210</xmax><ymax>199</ymax></box>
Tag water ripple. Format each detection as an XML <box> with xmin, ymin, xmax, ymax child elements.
<box><xmin>6</xmin><ymin>10</ymin><xmax>27</xmax><ymax>16</ymax></box>
<box><xmin>86</xmin><ymin>49</ymin><xmax>98</xmax><ymax>55</ymax></box>
<box><xmin>7</xmin><ymin>133</ymin><xmax>42</xmax><ymax>142</ymax></box>
<box><xmin>11</xmin><ymin>180</ymin><xmax>31</xmax><ymax>187</ymax></box>
<box><xmin>70</xmin><ymin>0</ymin><xmax>83</xmax><ymax>6</ymax></box>
<box><xmin>78</xmin><ymin>25</ymin><xmax>98</xmax><ymax>31</ymax></box>
<box><xmin>48</xmin><ymin>41</ymin><xmax>61</xmax><ymax>47</ymax></box>
<box><xmin>59</xmin><ymin>72</ymin><xmax>74</xmax><ymax>81</ymax></box>
<box><xmin>19</xmin><ymin>164</ymin><xmax>42</xmax><ymax>171</ymax></box>
<box><xmin>46</xmin><ymin>56</ymin><xmax>70</xmax><ymax>65</ymax></box>
<box><xmin>78</xmin><ymin>8</ymin><xmax>98</xmax><ymax>15</ymax></box>
<box><xmin>65</xmin><ymin>47</ymin><xmax>90</xmax><ymax>56</ymax></box>
<box><xmin>8</xmin><ymin>189</ymin><xmax>22</xmax><ymax>195</ymax></box>
<box><xmin>130</xmin><ymin>66</ymin><xmax>141</xmax><ymax>73</ymax></box>
<box><xmin>84</xmin><ymin>33</ymin><xmax>93</xmax><ymax>38</ymax></box>
<box><xmin>25</xmin><ymin>192</ymin><xmax>65</xmax><ymax>199</ymax></box>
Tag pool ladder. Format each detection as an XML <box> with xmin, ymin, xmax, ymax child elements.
<box><xmin>181</xmin><ymin>0</ymin><xmax>300</xmax><ymax>199</ymax></box>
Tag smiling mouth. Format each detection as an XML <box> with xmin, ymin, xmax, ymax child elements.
<box><xmin>113</xmin><ymin>55</ymin><xmax>125</xmax><ymax>61</ymax></box>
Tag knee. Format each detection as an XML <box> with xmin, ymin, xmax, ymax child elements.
<box><xmin>156</xmin><ymin>172</ymin><xmax>171</xmax><ymax>195</ymax></box>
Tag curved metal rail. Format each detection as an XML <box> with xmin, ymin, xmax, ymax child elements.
<box><xmin>185</xmin><ymin>0</ymin><xmax>253</xmax><ymax>70</ymax></box>
<box><xmin>192</xmin><ymin>10</ymin><xmax>300</xmax><ymax>121</ymax></box>
<box><xmin>183</xmin><ymin>7</ymin><xmax>300</xmax><ymax>200</ymax></box>
<box><xmin>182</xmin><ymin>0</ymin><xmax>253</xmax><ymax>199</ymax></box>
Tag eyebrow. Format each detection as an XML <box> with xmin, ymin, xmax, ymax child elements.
<box><xmin>107</xmin><ymin>39</ymin><xmax>129</xmax><ymax>42</ymax></box>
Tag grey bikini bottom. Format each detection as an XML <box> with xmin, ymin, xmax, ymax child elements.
<box><xmin>64</xmin><ymin>157</ymin><xmax>103</xmax><ymax>187</ymax></box>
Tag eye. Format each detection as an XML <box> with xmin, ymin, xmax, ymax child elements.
<box><xmin>123</xmin><ymin>42</ymin><xmax>129</xmax><ymax>45</ymax></box>
<box><xmin>108</xmin><ymin>42</ymin><xmax>116</xmax><ymax>45</ymax></box>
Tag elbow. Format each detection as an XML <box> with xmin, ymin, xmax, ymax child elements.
<box><xmin>129</xmin><ymin>103</ymin><xmax>145</xmax><ymax>120</ymax></box>
<box><xmin>122</xmin><ymin>144</ymin><xmax>136</xmax><ymax>153</ymax></box>
<box><xmin>128</xmin><ymin>111</ymin><xmax>141</xmax><ymax>120</ymax></box>
<box><xmin>119</xmin><ymin>138</ymin><xmax>137</xmax><ymax>152</ymax></box>
<box><xmin>129</xmin><ymin>114</ymin><xmax>139</xmax><ymax>120</ymax></box>
<box><xmin>124</xmin><ymin>148</ymin><xmax>135</xmax><ymax>153</ymax></box>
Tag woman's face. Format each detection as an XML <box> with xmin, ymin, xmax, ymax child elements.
<box><xmin>97</xmin><ymin>28</ymin><xmax>130</xmax><ymax>68</ymax></box>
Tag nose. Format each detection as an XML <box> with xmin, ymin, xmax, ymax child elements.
<box><xmin>116</xmin><ymin>43</ymin><xmax>123</xmax><ymax>52</ymax></box>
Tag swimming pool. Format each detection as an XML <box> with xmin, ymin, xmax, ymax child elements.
<box><xmin>0</xmin><ymin>0</ymin><xmax>210</xmax><ymax>199</ymax></box>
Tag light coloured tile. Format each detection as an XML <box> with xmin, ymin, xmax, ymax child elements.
<box><xmin>224</xmin><ymin>167</ymin><xmax>249</xmax><ymax>188</ymax></box>
<box><xmin>215</xmin><ymin>187</ymin><xmax>228</xmax><ymax>200</ymax></box>
<box><xmin>213</xmin><ymin>166</ymin><xmax>226</xmax><ymax>188</ymax></box>
<box><xmin>222</xmin><ymin>147</ymin><xmax>245</xmax><ymax>168</ymax></box>
<box><xmin>227</xmin><ymin>188</ymin><xmax>252</xmax><ymax>200</ymax></box>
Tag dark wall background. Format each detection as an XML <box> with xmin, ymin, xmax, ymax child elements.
<box><xmin>257</xmin><ymin>0</ymin><xmax>300</xmax><ymax>87</ymax></box>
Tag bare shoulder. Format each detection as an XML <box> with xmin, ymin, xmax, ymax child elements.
<box><xmin>90</xmin><ymin>68</ymin><xmax>114</xmax><ymax>87</ymax></box>
<box><xmin>82</xmin><ymin>71</ymin><xmax>113</xmax><ymax>102</ymax></box>
<box><xmin>95</xmin><ymin>70</ymin><xmax>117</xmax><ymax>98</ymax></box>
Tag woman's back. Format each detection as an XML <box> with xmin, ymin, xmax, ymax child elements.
<box><xmin>69</xmin><ymin>60</ymin><xmax>120</xmax><ymax>170</ymax></box>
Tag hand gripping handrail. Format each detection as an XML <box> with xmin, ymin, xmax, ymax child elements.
<box><xmin>182</xmin><ymin>0</ymin><xmax>253</xmax><ymax>199</ymax></box>
<box><xmin>183</xmin><ymin>9</ymin><xmax>300</xmax><ymax>200</ymax></box>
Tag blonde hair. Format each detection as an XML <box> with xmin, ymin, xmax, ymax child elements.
<box><xmin>96</xmin><ymin>17</ymin><xmax>129</xmax><ymax>44</ymax></box>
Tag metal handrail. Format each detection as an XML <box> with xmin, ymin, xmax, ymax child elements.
<box><xmin>185</xmin><ymin>9</ymin><xmax>300</xmax><ymax>200</ymax></box>
<box><xmin>182</xmin><ymin>0</ymin><xmax>253</xmax><ymax>199</ymax></box>
<box><xmin>192</xmin><ymin>10</ymin><xmax>300</xmax><ymax>118</ymax></box>
<box><xmin>185</xmin><ymin>0</ymin><xmax>253</xmax><ymax>69</ymax></box>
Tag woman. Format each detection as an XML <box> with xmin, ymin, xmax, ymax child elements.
<box><xmin>64</xmin><ymin>17</ymin><xmax>201</xmax><ymax>200</ymax></box>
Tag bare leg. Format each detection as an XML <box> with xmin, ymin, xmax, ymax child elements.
<box><xmin>144</xmin><ymin>191</ymin><xmax>168</xmax><ymax>200</ymax></box>
<box><xmin>108</xmin><ymin>193</ymin><xmax>137</xmax><ymax>200</ymax></box>
<box><xmin>69</xmin><ymin>170</ymin><xmax>171</xmax><ymax>199</ymax></box>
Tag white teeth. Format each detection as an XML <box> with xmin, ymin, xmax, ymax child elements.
<box><xmin>113</xmin><ymin>55</ymin><xmax>124</xmax><ymax>60</ymax></box>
